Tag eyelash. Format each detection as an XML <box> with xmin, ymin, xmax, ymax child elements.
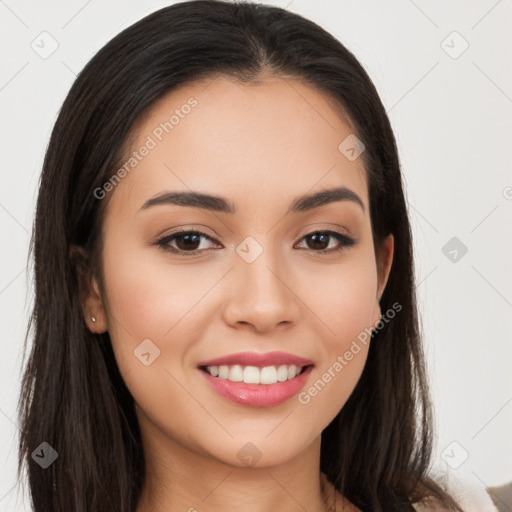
<box><xmin>153</xmin><ymin>228</ymin><xmax>357</xmax><ymax>256</ymax></box>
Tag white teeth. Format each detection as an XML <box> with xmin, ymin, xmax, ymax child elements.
<box><xmin>205</xmin><ymin>364</ymin><xmax>305</xmax><ymax>384</ymax></box>
<box><xmin>260</xmin><ymin>366</ymin><xmax>277</xmax><ymax>384</ymax></box>
<box><xmin>228</xmin><ymin>365</ymin><xmax>243</xmax><ymax>382</ymax></box>
<box><xmin>277</xmin><ymin>364</ymin><xmax>289</xmax><ymax>382</ymax></box>
<box><xmin>243</xmin><ymin>366</ymin><xmax>260</xmax><ymax>384</ymax></box>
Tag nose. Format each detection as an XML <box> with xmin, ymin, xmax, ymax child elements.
<box><xmin>221</xmin><ymin>244</ymin><xmax>301</xmax><ymax>333</ymax></box>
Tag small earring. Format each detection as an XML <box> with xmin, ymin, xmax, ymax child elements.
<box><xmin>91</xmin><ymin>316</ymin><xmax>96</xmax><ymax>323</ymax></box>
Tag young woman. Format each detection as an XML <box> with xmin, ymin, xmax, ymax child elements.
<box><xmin>17</xmin><ymin>1</ymin><xmax>472</xmax><ymax>510</ymax></box>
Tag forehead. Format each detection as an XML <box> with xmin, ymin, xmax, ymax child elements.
<box><xmin>106</xmin><ymin>74</ymin><xmax>368</xmax><ymax>217</ymax></box>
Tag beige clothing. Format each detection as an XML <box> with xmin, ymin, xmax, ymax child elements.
<box><xmin>413</xmin><ymin>471</ymin><xmax>499</xmax><ymax>512</ymax></box>
<box><xmin>320</xmin><ymin>471</ymin><xmax>499</xmax><ymax>511</ymax></box>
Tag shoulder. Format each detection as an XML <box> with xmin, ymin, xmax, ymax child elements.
<box><xmin>412</xmin><ymin>496</ymin><xmax>457</xmax><ymax>511</ymax></box>
<box><xmin>412</xmin><ymin>470</ymin><xmax>500</xmax><ymax>512</ymax></box>
<box><xmin>321</xmin><ymin>470</ymin><xmax>500</xmax><ymax>512</ymax></box>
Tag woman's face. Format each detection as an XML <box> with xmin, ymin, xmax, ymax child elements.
<box><xmin>85</xmin><ymin>75</ymin><xmax>393</xmax><ymax>468</ymax></box>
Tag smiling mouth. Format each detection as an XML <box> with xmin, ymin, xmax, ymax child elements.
<box><xmin>199</xmin><ymin>364</ymin><xmax>312</xmax><ymax>385</ymax></box>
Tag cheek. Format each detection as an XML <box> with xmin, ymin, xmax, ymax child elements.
<box><xmin>296</xmin><ymin>249</ymin><xmax>379</xmax><ymax>347</ymax></box>
<box><xmin>102</xmin><ymin>240</ymin><xmax>220</xmax><ymax>348</ymax></box>
<box><xmin>292</xmin><ymin>252</ymin><xmax>378</xmax><ymax>422</ymax></box>
<box><xmin>100</xmin><ymin>243</ymin><xmax>211</xmax><ymax>428</ymax></box>
<box><xmin>100</xmin><ymin>236</ymin><xmax>232</xmax><ymax>409</ymax></box>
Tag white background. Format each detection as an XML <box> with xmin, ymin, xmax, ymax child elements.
<box><xmin>1</xmin><ymin>1</ymin><xmax>511</xmax><ymax>510</ymax></box>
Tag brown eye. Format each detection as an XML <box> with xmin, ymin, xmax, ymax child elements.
<box><xmin>155</xmin><ymin>230</ymin><xmax>220</xmax><ymax>255</ymax></box>
<box><xmin>297</xmin><ymin>230</ymin><xmax>356</xmax><ymax>253</ymax></box>
<box><xmin>173</xmin><ymin>233</ymin><xmax>202</xmax><ymax>251</ymax></box>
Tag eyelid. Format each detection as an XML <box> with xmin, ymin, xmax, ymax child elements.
<box><xmin>150</xmin><ymin>224</ymin><xmax>218</xmax><ymax>243</ymax></box>
<box><xmin>296</xmin><ymin>222</ymin><xmax>353</xmax><ymax>238</ymax></box>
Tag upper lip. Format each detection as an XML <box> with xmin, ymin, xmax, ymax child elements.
<box><xmin>197</xmin><ymin>351</ymin><xmax>314</xmax><ymax>368</ymax></box>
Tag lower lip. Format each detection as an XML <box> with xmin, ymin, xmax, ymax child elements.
<box><xmin>198</xmin><ymin>366</ymin><xmax>314</xmax><ymax>407</ymax></box>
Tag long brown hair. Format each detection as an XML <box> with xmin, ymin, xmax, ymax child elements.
<box><xmin>17</xmin><ymin>1</ymin><xmax>463</xmax><ymax>510</ymax></box>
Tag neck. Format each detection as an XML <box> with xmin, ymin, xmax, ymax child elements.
<box><xmin>135</xmin><ymin>409</ymin><xmax>330</xmax><ymax>512</ymax></box>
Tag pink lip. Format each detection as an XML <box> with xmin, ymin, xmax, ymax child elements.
<box><xmin>198</xmin><ymin>365</ymin><xmax>314</xmax><ymax>407</ymax></box>
<box><xmin>197</xmin><ymin>351</ymin><xmax>314</xmax><ymax>368</ymax></box>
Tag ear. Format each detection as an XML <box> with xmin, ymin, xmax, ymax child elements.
<box><xmin>69</xmin><ymin>244</ymin><xmax>108</xmax><ymax>334</ymax></box>
<box><xmin>372</xmin><ymin>234</ymin><xmax>394</xmax><ymax>328</ymax></box>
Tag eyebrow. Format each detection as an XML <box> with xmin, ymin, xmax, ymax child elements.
<box><xmin>139</xmin><ymin>186</ymin><xmax>365</xmax><ymax>215</ymax></box>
